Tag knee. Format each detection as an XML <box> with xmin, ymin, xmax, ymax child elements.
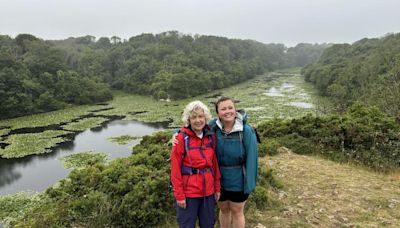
<box><xmin>220</xmin><ymin>208</ymin><xmax>230</xmax><ymax>214</ymax></box>
<box><xmin>229</xmin><ymin>204</ymin><xmax>245</xmax><ymax>216</ymax></box>
<box><xmin>230</xmin><ymin>209</ymin><xmax>244</xmax><ymax>217</ymax></box>
<box><xmin>220</xmin><ymin>205</ymin><xmax>230</xmax><ymax>214</ymax></box>
<box><xmin>218</xmin><ymin>203</ymin><xmax>230</xmax><ymax>214</ymax></box>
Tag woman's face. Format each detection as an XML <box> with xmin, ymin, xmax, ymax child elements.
<box><xmin>189</xmin><ymin>110</ymin><xmax>206</xmax><ymax>133</ymax></box>
<box><xmin>217</xmin><ymin>100</ymin><xmax>236</xmax><ymax>123</ymax></box>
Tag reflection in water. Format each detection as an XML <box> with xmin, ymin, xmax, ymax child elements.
<box><xmin>0</xmin><ymin>119</ymin><xmax>168</xmax><ymax>195</ymax></box>
<box><xmin>264</xmin><ymin>87</ymin><xmax>283</xmax><ymax>97</ymax></box>
<box><xmin>0</xmin><ymin>160</ymin><xmax>22</xmax><ymax>188</ymax></box>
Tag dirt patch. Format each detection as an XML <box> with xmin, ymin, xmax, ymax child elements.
<box><xmin>255</xmin><ymin>152</ymin><xmax>400</xmax><ymax>227</ymax></box>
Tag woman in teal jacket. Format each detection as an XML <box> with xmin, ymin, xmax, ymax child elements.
<box><xmin>209</xmin><ymin>96</ymin><xmax>258</xmax><ymax>228</ymax></box>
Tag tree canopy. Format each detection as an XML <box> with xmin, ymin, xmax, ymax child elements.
<box><xmin>0</xmin><ymin>34</ymin><xmax>112</xmax><ymax>119</ymax></box>
<box><xmin>302</xmin><ymin>33</ymin><xmax>400</xmax><ymax>118</ymax></box>
<box><xmin>1</xmin><ymin>31</ymin><xmax>328</xmax><ymax>119</ymax></box>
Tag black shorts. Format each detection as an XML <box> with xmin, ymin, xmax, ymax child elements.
<box><xmin>218</xmin><ymin>189</ymin><xmax>249</xmax><ymax>203</ymax></box>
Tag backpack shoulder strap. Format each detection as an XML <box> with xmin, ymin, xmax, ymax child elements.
<box><xmin>243</xmin><ymin>124</ymin><xmax>261</xmax><ymax>144</ymax></box>
<box><xmin>182</xmin><ymin>132</ymin><xmax>189</xmax><ymax>158</ymax></box>
<box><xmin>181</xmin><ymin>131</ymin><xmax>195</xmax><ymax>167</ymax></box>
<box><xmin>254</xmin><ymin>128</ymin><xmax>261</xmax><ymax>143</ymax></box>
<box><xmin>208</xmin><ymin>133</ymin><xmax>216</xmax><ymax>150</ymax></box>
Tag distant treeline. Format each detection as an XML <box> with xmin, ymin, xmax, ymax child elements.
<box><xmin>302</xmin><ymin>33</ymin><xmax>400</xmax><ymax>118</ymax></box>
<box><xmin>0</xmin><ymin>31</ymin><xmax>329</xmax><ymax>119</ymax></box>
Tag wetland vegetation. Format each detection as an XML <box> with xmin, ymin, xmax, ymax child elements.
<box><xmin>1</xmin><ymin>32</ymin><xmax>327</xmax><ymax>120</ymax></box>
<box><xmin>0</xmin><ymin>119</ymin><xmax>170</xmax><ymax>195</ymax></box>
<box><xmin>0</xmin><ymin>69</ymin><xmax>325</xmax><ymax>160</ymax></box>
<box><xmin>1</xmin><ymin>31</ymin><xmax>400</xmax><ymax>227</ymax></box>
<box><xmin>0</xmin><ymin>69</ymin><xmax>328</xmax><ymax>226</ymax></box>
<box><xmin>1</xmin><ymin>65</ymin><xmax>399</xmax><ymax>227</ymax></box>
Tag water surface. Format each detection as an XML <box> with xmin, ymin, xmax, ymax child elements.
<box><xmin>0</xmin><ymin>119</ymin><xmax>168</xmax><ymax>195</ymax></box>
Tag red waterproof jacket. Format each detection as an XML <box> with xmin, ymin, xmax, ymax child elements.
<box><xmin>170</xmin><ymin>126</ymin><xmax>221</xmax><ymax>201</ymax></box>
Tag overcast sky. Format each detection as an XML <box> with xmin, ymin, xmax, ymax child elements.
<box><xmin>1</xmin><ymin>0</ymin><xmax>399</xmax><ymax>47</ymax></box>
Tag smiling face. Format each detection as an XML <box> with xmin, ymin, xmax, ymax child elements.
<box><xmin>189</xmin><ymin>109</ymin><xmax>206</xmax><ymax>134</ymax></box>
<box><xmin>216</xmin><ymin>99</ymin><xmax>236</xmax><ymax>124</ymax></box>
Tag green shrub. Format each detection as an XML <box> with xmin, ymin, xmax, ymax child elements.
<box><xmin>247</xmin><ymin>186</ymin><xmax>270</xmax><ymax>210</ymax></box>
<box><xmin>257</xmin><ymin>167</ymin><xmax>284</xmax><ymax>190</ymax></box>
<box><xmin>15</xmin><ymin>131</ymin><xmax>175</xmax><ymax>228</ymax></box>
<box><xmin>279</xmin><ymin>133</ymin><xmax>319</xmax><ymax>155</ymax></box>
<box><xmin>257</xmin><ymin>104</ymin><xmax>400</xmax><ymax>170</ymax></box>
<box><xmin>258</xmin><ymin>138</ymin><xmax>281</xmax><ymax>157</ymax></box>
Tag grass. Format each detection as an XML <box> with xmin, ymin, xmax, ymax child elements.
<box><xmin>250</xmin><ymin>152</ymin><xmax>400</xmax><ymax>227</ymax></box>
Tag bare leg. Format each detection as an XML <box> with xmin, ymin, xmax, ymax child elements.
<box><xmin>217</xmin><ymin>201</ymin><xmax>231</xmax><ymax>228</ymax></box>
<box><xmin>230</xmin><ymin>201</ymin><xmax>245</xmax><ymax>228</ymax></box>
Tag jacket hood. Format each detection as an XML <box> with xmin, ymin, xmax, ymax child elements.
<box><xmin>236</xmin><ymin>109</ymin><xmax>248</xmax><ymax>124</ymax></box>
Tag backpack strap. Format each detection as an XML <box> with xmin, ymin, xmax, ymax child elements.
<box><xmin>208</xmin><ymin>133</ymin><xmax>215</xmax><ymax>150</ymax></box>
<box><xmin>181</xmin><ymin>131</ymin><xmax>215</xmax><ymax>176</ymax></box>
<box><xmin>182</xmin><ymin>131</ymin><xmax>214</xmax><ymax>158</ymax></box>
<box><xmin>182</xmin><ymin>132</ymin><xmax>193</xmax><ymax>165</ymax></box>
<box><xmin>254</xmin><ymin>128</ymin><xmax>261</xmax><ymax>143</ymax></box>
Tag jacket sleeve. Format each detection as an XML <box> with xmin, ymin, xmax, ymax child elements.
<box><xmin>212</xmin><ymin>134</ymin><xmax>221</xmax><ymax>193</ymax></box>
<box><xmin>243</xmin><ymin>124</ymin><xmax>258</xmax><ymax>194</ymax></box>
<box><xmin>170</xmin><ymin>133</ymin><xmax>186</xmax><ymax>201</ymax></box>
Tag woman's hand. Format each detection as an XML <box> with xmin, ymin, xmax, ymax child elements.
<box><xmin>172</xmin><ymin>132</ymin><xmax>179</xmax><ymax>145</ymax></box>
<box><xmin>177</xmin><ymin>199</ymin><xmax>186</xmax><ymax>209</ymax></box>
<box><xmin>215</xmin><ymin>192</ymin><xmax>221</xmax><ymax>202</ymax></box>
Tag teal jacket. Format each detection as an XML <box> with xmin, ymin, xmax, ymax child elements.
<box><xmin>209</xmin><ymin>110</ymin><xmax>258</xmax><ymax>194</ymax></box>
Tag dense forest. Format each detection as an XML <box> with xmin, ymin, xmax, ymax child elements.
<box><xmin>302</xmin><ymin>33</ymin><xmax>400</xmax><ymax>118</ymax></box>
<box><xmin>0</xmin><ymin>34</ymin><xmax>112</xmax><ymax>119</ymax></box>
<box><xmin>0</xmin><ymin>31</ymin><xmax>328</xmax><ymax>119</ymax></box>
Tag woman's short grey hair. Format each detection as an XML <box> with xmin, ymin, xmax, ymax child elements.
<box><xmin>182</xmin><ymin>100</ymin><xmax>212</xmax><ymax>127</ymax></box>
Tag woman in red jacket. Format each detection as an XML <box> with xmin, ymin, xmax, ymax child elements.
<box><xmin>170</xmin><ymin>100</ymin><xmax>221</xmax><ymax>228</ymax></box>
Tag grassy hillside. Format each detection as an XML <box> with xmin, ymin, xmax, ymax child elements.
<box><xmin>254</xmin><ymin>151</ymin><xmax>400</xmax><ymax>227</ymax></box>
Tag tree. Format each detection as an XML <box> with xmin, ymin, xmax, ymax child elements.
<box><xmin>96</xmin><ymin>37</ymin><xmax>111</xmax><ymax>49</ymax></box>
<box><xmin>110</xmin><ymin>36</ymin><xmax>121</xmax><ymax>44</ymax></box>
<box><xmin>15</xmin><ymin>33</ymin><xmax>39</xmax><ymax>54</ymax></box>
